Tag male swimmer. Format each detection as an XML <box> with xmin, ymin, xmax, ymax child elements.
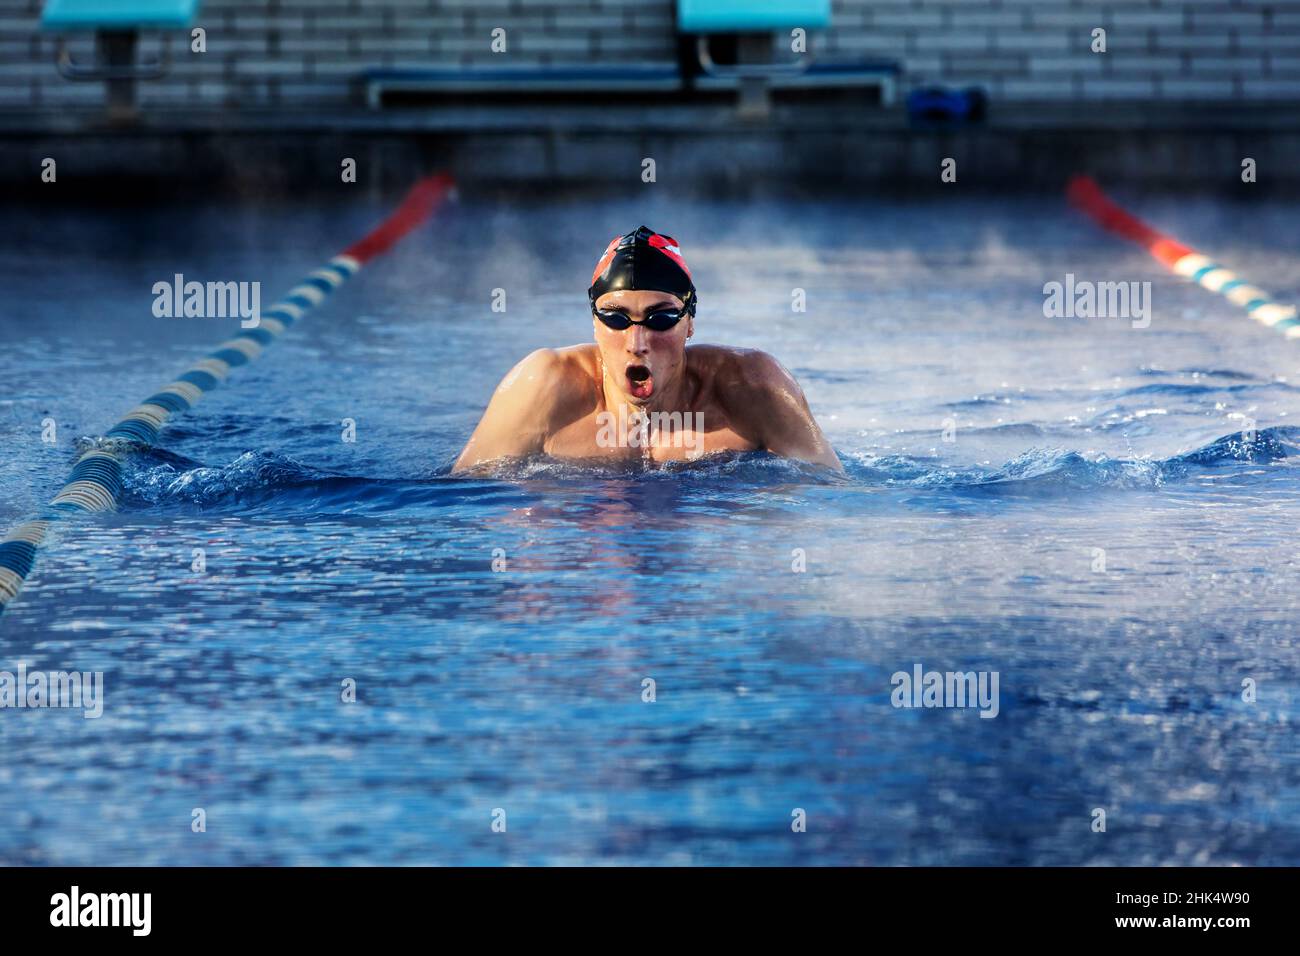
<box><xmin>453</xmin><ymin>225</ymin><xmax>843</xmax><ymax>473</ymax></box>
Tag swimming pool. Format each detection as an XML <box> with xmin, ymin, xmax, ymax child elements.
<box><xmin>2</xmin><ymin>188</ymin><xmax>1299</xmax><ymax>865</ymax></box>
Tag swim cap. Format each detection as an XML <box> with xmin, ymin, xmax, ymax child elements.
<box><xmin>588</xmin><ymin>225</ymin><xmax>697</xmax><ymax>317</ymax></box>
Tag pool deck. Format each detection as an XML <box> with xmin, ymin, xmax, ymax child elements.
<box><xmin>3</xmin><ymin>101</ymin><xmax>1298</xmax><ymax>197</ymax></box>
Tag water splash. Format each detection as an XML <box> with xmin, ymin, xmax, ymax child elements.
<box><xmin>113</xmin><ymin>427</ymin><xmax>1300</xmax><ymax>515</ymax></box>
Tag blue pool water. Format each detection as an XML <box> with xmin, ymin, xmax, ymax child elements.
<box><xmin>2</xmin><ymin>190</ymin><xmax>1299</xmax><ymax>865</ymax></box>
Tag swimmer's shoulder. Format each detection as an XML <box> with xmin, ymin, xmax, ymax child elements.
<box><xmin>553</xmin><ymin>343</ymin><xmax>601</xmax><ymax>374</ymax></box>
<box><xmin>687</xmin><ymin>344</ymin><xmax>793</xmax><ymax>396</ymax></box>
<box><xmin>498</xmin><ymin>344</ymin><xmax>599</xmax><ymax>414</ymax></box>
<box><xmin>548</xmin><ymin>344</ymin><xmax>603</xmax><ymax>395</ymax></box>
<box><xmin>499</xmin><ymin>344</ymin><xmax>594</xmax><ymax>382</ymax></box>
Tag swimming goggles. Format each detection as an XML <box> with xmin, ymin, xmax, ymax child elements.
<box><xmin>593</xmin><ymin>308</ymin><xmax>685</xmax><ymax>332</ymax></box>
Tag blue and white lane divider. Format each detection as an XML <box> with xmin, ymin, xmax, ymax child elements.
<box><xmin>0</xmin><ymin>172</ymin><xmax>456</xmax><ymax>615</ymax></box>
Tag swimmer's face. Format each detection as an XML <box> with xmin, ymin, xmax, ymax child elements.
<box><xmin>593</xmin><ymin>289</ymin><xmax>692</xmax><ymax>406</ymax></box>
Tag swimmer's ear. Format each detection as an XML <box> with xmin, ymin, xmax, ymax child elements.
<box><xmin>686</xmin><ymin>317</ymin><xmax>694</xmax><ymax>340</ymax></box>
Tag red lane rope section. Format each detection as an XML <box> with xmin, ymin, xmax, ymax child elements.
<box><xmin>1066</xmin><ymin>174</ymin><xmax>1193</xmax><ymax>270</ymax></box>
<box><xmin>343</xmin><ymin>172</ymin><xmax>457</xmax><ymax>265</ymax></box>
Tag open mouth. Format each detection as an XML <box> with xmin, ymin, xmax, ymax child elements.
<box><xmin>625</xmin><ymin>364</ymin><xmax>654</xmax><ymax>399</ymax></box>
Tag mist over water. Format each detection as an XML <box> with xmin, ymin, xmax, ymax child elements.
<box><xmin>2</xmin><ymin>191</ymin><xmax>1299</xmax><ymax>864</ymax></box>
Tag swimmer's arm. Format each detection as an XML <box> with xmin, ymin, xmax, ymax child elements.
<box><xmin>452</xmin><ymin>349</ymin><xmax>562</xmax><ymax>473</ymax></box>
<box><xmin>739</xmin><ymin>353</ymin><xmax>845</xmax><ymax>473</ymax></box>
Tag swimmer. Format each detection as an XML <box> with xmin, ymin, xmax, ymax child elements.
<box><xmin>453</xmin><ymin>225</ymin><xmax>843</xmax><ymax>473</ymax></box>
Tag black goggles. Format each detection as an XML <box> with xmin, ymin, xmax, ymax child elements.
<box><xmin>593</xmin><ymin>308</ymin><xmax>686</xmax><ymax>332</ymax></box>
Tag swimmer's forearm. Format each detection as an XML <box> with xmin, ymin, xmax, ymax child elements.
<box><xmin>451</xmin><ymin>451</ymin><xmax>508</xmax><ymax>475</ymax></box>
<box><xmin>757</xmin><ymin>393</ymin><xmax>844</xmax><ymax>471</ymax></box>
<box><xmin>453</xmin><ymin>407</ymin><xmax>548</xmax><ymax>471</ymax></box>
<box><xmin>453</xmin><ymin>431</ymin><xmax>532</xmax><ymax>473</ymax></box>
<box><xmin>804</xmin><ymin>446</ymin><xmax>846</xmax><ymax>472</ymax></box>
<box><xmin>451</xmin><ymin>446</ymin><xmax>483</xmax><ymax>473</ymax></box>
<box><xmin>738</xmin><ymin>352</ymin><xmax>843</xmax><ymax>472</ymax></box>
<box><xmin>769</xmin><ymin>436</ymin><xmax>844</xmax><ymax>472</ymax></box>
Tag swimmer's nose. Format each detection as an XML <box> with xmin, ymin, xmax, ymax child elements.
<box><xmin>626</xmin><ymin>324</ymin><xmax>651</xmax><ymax>355</ymax></box>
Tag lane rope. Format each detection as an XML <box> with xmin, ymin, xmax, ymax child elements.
<box><xmin>0</xmin><ymin>171</ymin><xmax>457</xmax><ymax>616</ymax></box>
<box><xmin>1067</xmin><ymin>174</ymin><xmax>1299</xmax><ymax>336</ymax></box>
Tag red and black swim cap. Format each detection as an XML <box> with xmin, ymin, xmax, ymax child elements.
<box><xmin>588</xmin><ymin>225</ymin><xmax>697</xmax><ymax>317</ymax></box>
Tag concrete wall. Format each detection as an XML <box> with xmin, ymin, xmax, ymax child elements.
<box><xmin>0</xmin><ymin>0</ymin><xmax>1296</xmax><ymax>111</ymax></box>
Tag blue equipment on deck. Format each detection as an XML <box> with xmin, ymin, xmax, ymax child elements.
<box><xmin>40</xmin><ymin>0</ymin><xmax>200</xmax><ymax>120</ymax></box>
<box><xmin>906</xmin><ymin>86</ymin><xmax>988</xmax><ymax>126</ymax></box>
